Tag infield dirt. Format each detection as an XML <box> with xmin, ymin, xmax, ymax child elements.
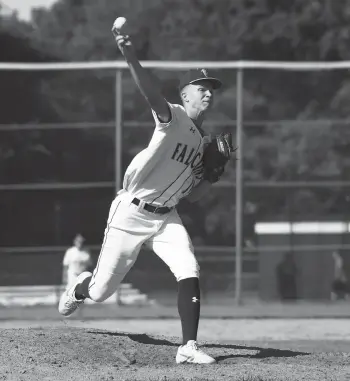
<box><xmin>1</xmin><ymin>326</ymin><xmax>350</xmax><ymax>381</ymax></box>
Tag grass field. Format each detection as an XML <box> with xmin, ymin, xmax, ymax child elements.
<box><xmin>1</xmin><ymin>301</ymin><xmax>350</xmax><ymax>381</ymax></box>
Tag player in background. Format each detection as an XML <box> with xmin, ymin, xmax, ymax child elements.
<box><xmin>331</xmin><ymin>251</ymin><xmax>349</xmax><ymax>301</ymax></box>
<box><xmin>58</xmin><ymin>18</ymin><xmax>230</xmax><ymax>364</ymax></box>
<box><xmin>62</xmin><ymin>234</ymin><xmax>92</xmax><ymax>289</ymax></box>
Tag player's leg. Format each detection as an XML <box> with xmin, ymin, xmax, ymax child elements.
<box><xmin>74</xmin><ymin>227</ymin><xmax>143</xmax><ymax>302</ymax></box>
<box><xmin>148</xmin><ymin>221</ymin><xmax>201</xmax><ymax>346</ymax></box>
<box><xmin>147</xmin><ymin>210</ymin><xmax>215</xmax><ymax>364</ymax></box>
<box><xmin>59</xmin><ymin>196</ymin><xmax>155</xmax><ymax>316</ymax></box>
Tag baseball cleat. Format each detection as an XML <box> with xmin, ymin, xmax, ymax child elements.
<box><xmin>176</xmin><ymin>340</ymin><xmax>216</xmax><ymax>364</ymax></box>
<box><xmin>58</xmin><ymin>271</ymin><xmax>92</xmax><ymax>317</ymax></box>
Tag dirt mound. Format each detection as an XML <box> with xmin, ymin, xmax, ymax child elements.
<box><xmin>0</xmin><ymin>327</ymin><xmax>349</xmax><ymax>381</ymax></box>
<box><xmin>1</xmin><ymin>327</ymin><xmax>224</xmax><ymax>380</ymax></box>
<box><xmin>0</xmin><ymin>327</ymin><xmax>182</xmax><ymax>380</ymax></box>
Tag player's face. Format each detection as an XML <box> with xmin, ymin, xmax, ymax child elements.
<box><xmin>74</xmin><ymin>236</ymin><xmax>83</xmax><ymax>248</ymax></box>
<box><xmin>186</xmin><ymin>81</ymin><xmax>214</xmax><ymax>111</ymax></box>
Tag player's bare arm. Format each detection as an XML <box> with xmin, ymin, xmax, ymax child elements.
<box><xmin>112</xmin><ymin>18</ymin><xmax>170</xmax><ymax>123</ymax></box>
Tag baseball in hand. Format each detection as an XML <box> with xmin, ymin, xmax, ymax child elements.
<box><xmin>112</xmin><ymin>17</ymin><xmax>127</xmax><ymax>36</ymax></box>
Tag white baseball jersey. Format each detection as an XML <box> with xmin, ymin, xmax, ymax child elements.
<box><xmin>63</xmin><ymin>247</ymin><xmax>91</xmax><ymax>278</ymax></box>
<box><xmin>122</xmin><ymin>102</ymin><xmax>211</xmax><ymax>207</ymax></box>
<box><xmin>334</xmin><ymin>255</ymin><xmax>347</xmax><ymax>282</ymax></box>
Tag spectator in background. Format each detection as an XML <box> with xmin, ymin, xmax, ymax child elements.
<box><xmin>331</xmin><ymin>251</ymin><xmax>349</xmax><ymax>301</ymax></box>
<box><xmin>276</xmin><ymin>252</ymin><xmax>298</xmax><ymax>301</ymax></box>
<box><xmin>62</xmin><ymin>234</ymin><xmax>92</xmax><ymax>289</ymax></box>
<box><xmin>243</xmin><ymin>201</ymin><xmax>257</xmax><ymax>249</ymax></box>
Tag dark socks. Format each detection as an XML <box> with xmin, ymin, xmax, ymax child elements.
<box><xmin>177</xmin><ymin>277</ymin><xmax>201</xmax><ymax>345</ymax></box>
<box><xmin>74</xmin><ymin>277</ymin><xmax>91</xmax><ymax>300</ymax></box>
<box><xmin>74</xmin><ymin>291</ymin><xmax>85</xmax><ymax>300</ymax></box>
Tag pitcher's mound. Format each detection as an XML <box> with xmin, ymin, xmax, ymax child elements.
<box><xmin>0</xmin><ymin>327</ymin><xmax>220</xmax><ymax>381</ymax></box>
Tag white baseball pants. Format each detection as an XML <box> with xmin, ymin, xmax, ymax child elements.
<box><xmin>87</xmin><ymin>191</ymin><xmax>199</xmax><ymax>302</ymax></box>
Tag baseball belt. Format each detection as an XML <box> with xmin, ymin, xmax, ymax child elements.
<box><xmin>132</xmin><ymin>198</ymin><xmax>172</xmax><ymax>215</ymax></box>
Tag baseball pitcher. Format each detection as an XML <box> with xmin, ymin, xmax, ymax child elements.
<box><xmin>58</xmin><ymin>17</ymin><xmax>235</xmax><ymax>364</ymax></box>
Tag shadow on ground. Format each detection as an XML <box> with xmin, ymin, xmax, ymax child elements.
<box><xmin>89</xmin><ymin>330</ymin><xmax>309</xmax><ymax>363</ymax></box>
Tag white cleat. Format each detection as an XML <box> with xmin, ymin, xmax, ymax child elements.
<box><xmin>176</xmin><ymin>340</ymin><xmax>216</xmax><ymax>364</ymax></box>
<box><xmin>58</xmin><ymin>271</ymin><xmax>92</xmax><ymax>317</ymax></box>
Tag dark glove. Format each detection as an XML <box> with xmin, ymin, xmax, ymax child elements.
<box><xmin>202</xmin><ymin>132</ymin><xmax>236</xmax><ymax>184</ymax></box>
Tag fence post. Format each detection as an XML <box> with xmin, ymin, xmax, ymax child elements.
<box><xmin>235</xmin><ymin>67</ymin><xmax>244</xmax><ymax>305</ymax></box>
<box><xmin>115</xmin><ymin>69</ymin><xmax>123</xmax><ymax>195</ymax></box>
<box><xmin>115</xmin><ymin>69</ymin><xmax>123</xmax><ymax>305</ymax></box>
<box><xmin>54</xmin><ymin>199</ymin><xmax>62</xmax><ymax>303</ymax></box>
<box><xmin>54</xmin><ymin>200</ymin><xmax>61</xmax><ymax>245</ymax></box>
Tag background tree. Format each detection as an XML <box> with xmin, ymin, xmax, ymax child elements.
<box><xmin>3</xmin><ymin>0</ymin><xmax>350</xmax><ymax>246</ymax></box>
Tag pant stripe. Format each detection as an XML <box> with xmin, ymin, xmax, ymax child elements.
<box><xmin>89</xmin><ymin>200</ymin><xmax>121</xmax><ymax>291</ymax></box>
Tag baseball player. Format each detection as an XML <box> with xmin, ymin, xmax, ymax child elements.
<box><xmin>62</xmin><ymin>234</ymin><xmax>92</xmax><ymax>288</ymax></box>
<box><xmin>331</xmin><ymin>251</ymin><xmax>349</xmax><ymax>301</ymax></box>
<box><xmin>59</xmin><ymin>18</ymin><xmax>233</xmax><ymax>364</ymax></box>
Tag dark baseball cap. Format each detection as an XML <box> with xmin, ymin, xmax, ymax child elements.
<box><xmin>178</xmin><ymin>68</ymin><xmax>222</xmax><ymax>91</ymax></box>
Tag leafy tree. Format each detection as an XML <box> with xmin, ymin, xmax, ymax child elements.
<box><xmin>3</xmin><ymin>0</ymin><xmax>350</xmax><ymax>246</ymax></box>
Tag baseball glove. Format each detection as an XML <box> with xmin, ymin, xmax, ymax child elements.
<box><xmin>202</xmin><ymin>132</ymin><xmax>236</xmax><ymax>184</ymax></box>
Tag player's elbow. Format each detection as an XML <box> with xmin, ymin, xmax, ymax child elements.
<box><xmin>148</xmin><ymin>97</ymin><xmax>171</xmax><ymax>123</ymax></box>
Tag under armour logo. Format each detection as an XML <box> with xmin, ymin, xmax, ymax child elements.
<box><xmin>201</xmin><ymin>68</ymin><xmax>208</xmax><ymax>77</ymax></box>
<box><xmin>190</xmin><ymin>127</ymin><xmax>195</xmax><ymax>133</ymax></box>
<box><xmin>192</xmin><ymin>297</ymin><xmax>199</xmax><ymax>303</ymax></box>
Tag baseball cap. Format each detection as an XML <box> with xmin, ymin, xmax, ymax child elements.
<box><xmin>178</xmin><ymin>68</ymin><xmax>222</xmax><ymax>91</ymax></box>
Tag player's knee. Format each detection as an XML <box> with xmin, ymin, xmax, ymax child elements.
<box><xmin>177</xmin><ymin>273</ymin><xmax>199</xmax><ymax>282</ymax></box>
<box><xmin>175</xmin><ymin>262</ymin><xmax>200</xmax><ymax>282</ymax></box>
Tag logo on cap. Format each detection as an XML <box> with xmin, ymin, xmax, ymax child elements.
<box><xmin>201</xmin><ymin>69</ymin><xmax>208</xmax><ymax>77</ymax></box>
